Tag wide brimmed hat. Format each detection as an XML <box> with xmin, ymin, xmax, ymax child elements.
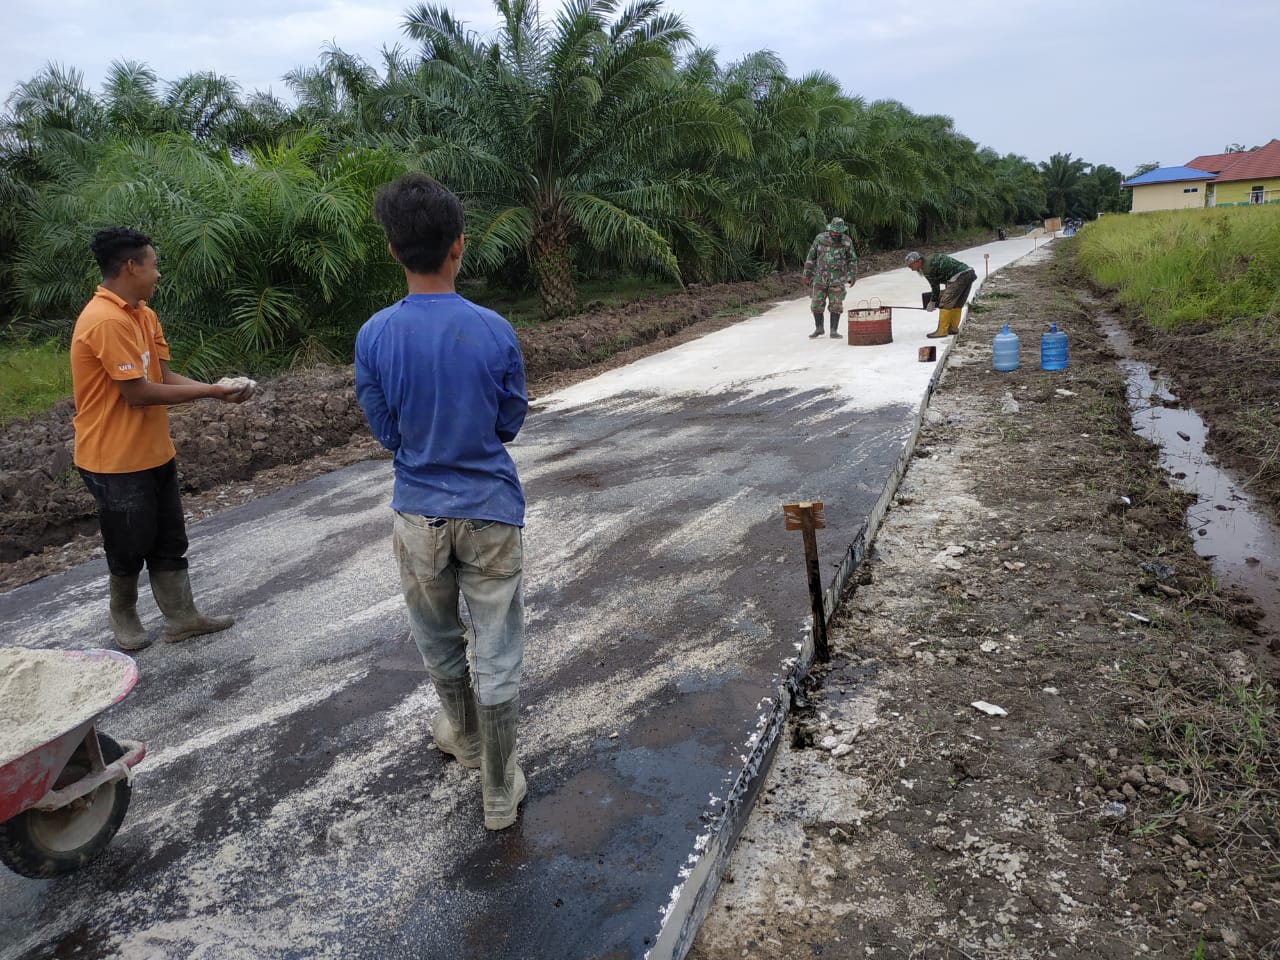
<box><xmin>827</xmin><ymin>217</ymin><xmax>848</xmax><ymax>234</ymax></box>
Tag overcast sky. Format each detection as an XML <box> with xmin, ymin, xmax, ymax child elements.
<box><xmin>2</xmin><ymin>0</ymin><xmax>1274</xmax><ymax>175</ymax></box>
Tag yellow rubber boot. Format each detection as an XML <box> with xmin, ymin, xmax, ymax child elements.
<box><xmin>925</xmin><ymin>309</ymin><xmax>949</xmax><ymax>339</ymax></box>
<box><xmin>944</xmin><ymin>308</ymin><xmax>962</xmax><ymax>335</ymax></box>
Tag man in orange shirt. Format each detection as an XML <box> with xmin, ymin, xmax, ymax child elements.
<box><xmin>72</xmin><ymin>227</ymin><xmax>251</xmax><ymax>651</ymax></box>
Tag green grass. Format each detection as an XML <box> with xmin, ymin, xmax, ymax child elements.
<box><xmin>0</xmin><ymin>340</ymin><xmax>72</xmax><ymax>426</ymax></box>
<box><xmin>1075</xmin><ymin>205</ymin><xmax>1280</xmax><ymax>329</ymax></box>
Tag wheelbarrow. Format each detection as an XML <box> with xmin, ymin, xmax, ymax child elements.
<box><xmin>0</xmin><ymin>648</ymin><xmax>145</xmax><ymax>878</ymax></box>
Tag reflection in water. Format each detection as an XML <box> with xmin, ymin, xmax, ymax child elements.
<box><xmin>1099</xmin><ymin>314</ymin><xmax>1280</xmax><ymax>629</ymax></box>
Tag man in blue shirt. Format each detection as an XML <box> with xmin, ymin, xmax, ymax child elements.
<box><xmin>355</xmin><ymin>173</ymin><xmax>529</xmax><ymax>831</ymax></box>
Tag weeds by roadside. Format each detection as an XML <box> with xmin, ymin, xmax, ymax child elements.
<box><xmin>0</xmin><ymin>340</ymin><xmax>71</xmax><ymax>426</ymax></box>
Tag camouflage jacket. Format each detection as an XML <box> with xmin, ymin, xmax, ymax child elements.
<box><xmin>802</xmin><ymin>232</ymin><xmax>857</xmax><ymax>286</ymax></box>
<box><xmin>921</xmin><ymin>253</ymin><xmax>972</xmax><ymax>299</ymax></box>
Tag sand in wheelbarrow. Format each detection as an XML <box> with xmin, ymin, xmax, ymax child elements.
<box><xmin>0</xmin><ymin>650</ymin><xmax>132</xmax><ymax>766</ymax></box>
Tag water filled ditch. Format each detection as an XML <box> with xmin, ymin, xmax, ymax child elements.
<box><xmin>1096</xmin><ymin>310</ymin><xmax>1280</xmax><ymax>631</ymax></box>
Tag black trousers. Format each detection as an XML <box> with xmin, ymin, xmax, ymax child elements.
<box><xmin>78</xmin><ymin>458</ymin><xmax>189</xmax><ymax>577</ymax></box>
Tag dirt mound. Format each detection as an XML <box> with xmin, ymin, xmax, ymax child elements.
<box><xmin>0</xmin><ymin>366</ymin><xmax>365</xmax><ymax>564</ymax></box>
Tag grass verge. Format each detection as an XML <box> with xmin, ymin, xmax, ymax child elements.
<box><xmin>0</xmin><ymin>340</ymin><xmax>72</xmax><ymax>427</ymax></box>
<box><xmin>1075</xmin><ymin>205</ymin><xmax>1280</xmax><ymax>329</ymax></box>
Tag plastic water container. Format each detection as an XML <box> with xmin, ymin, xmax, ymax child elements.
<box><xmin>1040</xmin><ymin>323</ymin><xmax>1068</xmax><ymax>370</ymax></box>
<box><xmin>993</xmin><ymin>324</ymin><xmax>1019</xmax><ymax>372</ymax></box>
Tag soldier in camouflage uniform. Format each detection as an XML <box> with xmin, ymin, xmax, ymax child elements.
<box><xmin>905</xmin><ymin>250</ymin><xmax>977</xmax><ymax>338</ymax></box>
<box><xmin>801</xmin><ymin>218</ymin><xmax>858</xmax><ymax>339</ymax></box>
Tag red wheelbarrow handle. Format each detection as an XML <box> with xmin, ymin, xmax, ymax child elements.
<box><xmin>28</xmin><ymin>740</ymin><xmax>146</xmax><ymax>812</ymax></box>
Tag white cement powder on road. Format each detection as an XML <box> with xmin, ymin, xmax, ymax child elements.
<box><xmin>0</xmin><ymin>649</ymin><xmax>132</xmax><ymax>766</ymax></box>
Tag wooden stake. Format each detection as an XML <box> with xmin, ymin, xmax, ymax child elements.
<box><xmin>984</xmin><ymin>252</ymin><xmax>990</xmax><ymax>278</ymax></box>
<box><xmin>783</xmin><ymin>501</ymin><xmax>829</xmax><ymax>662</ymax></box>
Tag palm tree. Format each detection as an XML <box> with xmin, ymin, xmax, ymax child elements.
<box><xmin>4</xmin><ymin>63</ymin><xmax>105</xmax><ymax>146</ymax></box>
<box><xmin>985</xmin><ymin>151</ymin><xmax>1046</xmax><ymax>224</ymax></box>
<box><xmin>1079</xmin><ymin>163</ymin><xmax>1126</xmax><ymax>218</ymax></box>
<box><xmin>9</xmin><ymin>131</ymin><xmax>407</xmax><ymax>374</ymax></box>
<box><xmin>1040</xmin><ymin>152</ymin><xmax>1087</xmax><ymax>219</ymax></box>
<box><xmin>401</xmin><ymin>0</ymin><xmax>748</xmax><ymax>318</ymax></box>
<box><xmin>668</xmin><ymin>50</ymin><xmax>856</xmax><ymax>276</ymax></box>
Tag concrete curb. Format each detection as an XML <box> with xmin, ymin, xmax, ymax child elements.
<box><xmin>648</xmin><ymin>256</ymin><xmax>1018</xmax><ymax>960</ymax></box>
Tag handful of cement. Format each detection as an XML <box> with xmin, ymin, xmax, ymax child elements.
<box><xmin>216</xmin><ymin>376</ymin><xmax>258</xmax><ymax>401</ymax></box>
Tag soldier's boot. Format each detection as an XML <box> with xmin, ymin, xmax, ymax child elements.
<box><xmin>828</xmin><ymin>311</ymin><xmax>842</xmax><ymax>338</ymax></box>
<box><xmin>945</xmin><ymin>308</ymin><xmax>963</xmax><ymax>335</ymax></box>
<box><xmin>108</xmin><ymin>574</ymin><xmax>152</xmax><ymax>651</ymax></box>
<box><xmin>149</xmin><ymin>569</ymin><xmax>234</xmax><ymax>643</ymax></box>
<box><xmin>431</xmin><ymin>673</ymin><xmax>481</xmax><ymax>768</ymax></box>
<box><xmin>479</xmin><ymin>697</ymin><xmax>526</xmax><ymax>830</ymax></box>
<box><xmin>808</xmin><ymin>311</ymin><xmax>824</xmax><ymax>339</ymax></box>
<box><xmin>925</xmin><ymin>309</ymin><xmax>950</xmax><ymax>338</ymax></box>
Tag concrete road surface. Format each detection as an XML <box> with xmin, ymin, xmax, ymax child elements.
<box><xmin>0</xmin><ymin>236</ymin><xmax>1050</xmax><ymax>960</ymax></box>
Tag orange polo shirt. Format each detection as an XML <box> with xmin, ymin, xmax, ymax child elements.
<box><xmin>70</xmin><ymin>287</ymin><xmax>176</xmax><ymax>474</ymax></box>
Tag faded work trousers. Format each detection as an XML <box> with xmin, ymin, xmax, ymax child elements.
<box><xmin>393</xmin><ymin>513</ymin><xmax>525</xmax><ymax>706</ymax></box>
<box><xmin>938</xmin><ymin>268</ymin><xmax>978</xmax><ymax>310</ymax></box>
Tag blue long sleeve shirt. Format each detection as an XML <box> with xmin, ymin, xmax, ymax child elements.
<box><xmin>354</xmin><ymin>293</ymin><xmax>528</xmax><ymax>526</ymax></box>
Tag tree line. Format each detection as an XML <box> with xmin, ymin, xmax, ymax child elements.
<box><xmin>0</xmin><ymin>0</ymin><xmax>1133</xmax><ymax>377</ymax></box>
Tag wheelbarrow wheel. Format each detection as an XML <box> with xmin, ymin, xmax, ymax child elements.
<box><xmin>0</xmin><ymin>733</ymin><xmax>132</xmax><ymax>879</ymax></box>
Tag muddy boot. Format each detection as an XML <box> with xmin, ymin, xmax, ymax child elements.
<box><xmin>808</xmin><ymin>311</ymin><xmax>824</xmax><ymax>339</ymax></box>
<box><xmin>108</xmin><ymin>574</ymin><xmax>151</xmax><ymax>651</ymax></box>
<box><xmin>431</xmin><ymin>674</ymin><xmax>481</xmax><ymax>768</ymax></box>
<box><xmin>945</xmin><ymin>308</ymin><xmax>962</xmax><ymax>335</ymax></box>
<box><xmin>478</xmin><ymin>697</ymin><xmax>526</xmax><ymax>830</ymax></box>
<box><xmin>149</xmin><ymin>569</ymin><xmax>234</xmax><ymax>643</ymax></box>
<box><xmin>828</xmin><ymin>311</ymin><xmax>842</xmax><ymax>338</ymax></box>
<box><xmin>925</xmin><ymin>308</ymin><xmax>949</xmax><ymax>339</ymax></box>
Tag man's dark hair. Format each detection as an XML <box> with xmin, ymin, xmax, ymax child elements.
<box><xmin>373</xmin><ymin>174</ymin><xmax>464</xmax><ymax>275</ymax></box>
<box><xmin>92</xmin><ymin>227</ymin><xmax>153</xmax><ymax>278</ymax></box>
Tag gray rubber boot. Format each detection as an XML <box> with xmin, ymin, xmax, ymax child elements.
<box><xmin>149</xmin><ymin>569</ymin><xmax>234</xmax><ymax>643</ymax></box>
<box><xmin>478</xmin><ymin>697</ymin><xmax>526</xmax><ymax>830</ymax></box>
<box><xmin>109</xmin><ymin>574</ymin><xmax>152</xmax><ymax>651</ymax></box>
<box><xmin>829</xmin><ymin>311</ymin><xmax>842</xmax><ymax>338</ymax></box>
<box><xmin>808</xmin><ymin>311</ymin><xmax>824</xmax><ymax>339</ymax></box>
<box><xmin>431</xmin><ymin>674</ymin><xmax>481</xmax><ymax>768</ymax></box>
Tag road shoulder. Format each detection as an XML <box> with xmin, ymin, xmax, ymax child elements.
<box><xmin>691</xmin><ymin>252</ymin><xmax>1279</xmax><ymax>960</ymax></box>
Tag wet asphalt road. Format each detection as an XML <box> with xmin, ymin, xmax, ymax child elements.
<box><xmin>0</xmin><ymin>238</ymin><xmax>1048</xmax><ymax>959</ymax></box>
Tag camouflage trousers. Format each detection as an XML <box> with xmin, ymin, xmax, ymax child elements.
<box><xmin>809</xmin><ymin>282</ymin><xmax>847</xmax><ymax>314</ymax></box>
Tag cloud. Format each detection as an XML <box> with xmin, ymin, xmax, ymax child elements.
<box><xmin>2</xmin><ymin>0</ymin><xmax>1275</xmax><ymax>174</ymax></box>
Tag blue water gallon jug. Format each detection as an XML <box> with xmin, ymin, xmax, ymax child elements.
<box><xmin>993</xmin><ymin>323</ymin><xmax>1019</xmax><ymax>371</ymax></box>
<box><xmin>1040</xmin><ymin>323</ymin><xmax>1068</xmax><ymax>370</ymax></box>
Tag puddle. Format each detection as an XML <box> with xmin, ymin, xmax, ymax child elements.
<box><xmin>1098</xmin><ymin>312</ymin><xmax>1280</xmax><ymax>630</ymax></box>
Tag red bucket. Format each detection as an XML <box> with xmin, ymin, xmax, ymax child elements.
<box><xmin>846</xmin><ymin>304</ymin><xmax>892</xmax><ymax>345</ymax></box>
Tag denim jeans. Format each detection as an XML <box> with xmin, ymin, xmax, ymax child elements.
<box><xmin>392</xmin><ymin>513</ymin><xmax>524</xmax><ymax>706</ymax></box>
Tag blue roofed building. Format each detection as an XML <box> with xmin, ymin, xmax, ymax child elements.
<box><xmin>1120</xmin><ymin>165</ymin><xmax>1217</xmax><ymax>212</ymax></box>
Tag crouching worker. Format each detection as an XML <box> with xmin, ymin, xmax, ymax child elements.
<box><xmin>355</xmin><ymin>173</ymin><xmax>530</xmax><ymax>831</ymax></box>
<box><xmin>905</xmin><ymin>250</ymin><xmax>977</xmax><ymax>339</ymax></box>
<box><xmin>71</xmin><ymin>227</ymin><xmax>250</xmax><ymax>652</ymax></box>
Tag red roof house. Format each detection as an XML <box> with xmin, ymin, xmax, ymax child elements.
<box><xmin>1186</xmin><ymin>139</ymin><xmax>1280</xmax><ymax>206</ymax></box>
